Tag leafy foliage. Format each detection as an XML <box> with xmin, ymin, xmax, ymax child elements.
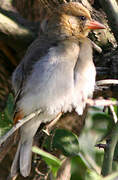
<box><xmin>52</xmin><ymin>129</ymin><xmax>79</xmax><ymax>157</ymax></box>
<box><xmin>0</xmin><ymin>94</ymin><xmax>14</xmax><ymax>137</ymax></box>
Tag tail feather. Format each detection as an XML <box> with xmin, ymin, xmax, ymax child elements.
<box><xmin>20</xmin><ymin>140</ymin><xmax>33</xmax><ymax>177</ymax></box>
<box><xmin>10</xmin><ymin>141</ymin><xmax>21</xmax><ymax>177</ymax></box>
<box><xmin>10</xmin><ymin>113</ymin><xmax>56</xmax><ymax>177</ymax></box>
<box><xmin>10</xmin><ymin>139</ymin><xmax>33</xmax><ymax>177</ymax></box>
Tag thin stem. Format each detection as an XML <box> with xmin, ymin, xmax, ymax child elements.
<box><xmin>101</xmin><ymin>123</ymin><xmax>118</xmax><ymax>176</ymax></box>
<box><xmin>0</xmin><ymin>109</ymin><xmax>42</xmax><ymax>146</ymax></box>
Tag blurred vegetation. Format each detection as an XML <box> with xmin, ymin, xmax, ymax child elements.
<box><xmin>31</xmin><ymin>103</ymin><xmax>118</xmax><ymax>179</ymax></box>
<box><xmin>0</xmin><ymin>94</ymin><xmax>13</xmax><ymax>137</ymax></box>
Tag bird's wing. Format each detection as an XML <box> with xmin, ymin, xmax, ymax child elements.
<box><xmin>12</xmin><ymin>38</ymin><xmax>52</xmax><ymax>95</ymax></box>
<box><xmin>12</xmin><ymin>37</ymin><xmax>58</xmax><ymax>123</ymax></box>
<box><xmin>18</xmin><ymin>47</ymin><xmax>75</xmax><ymax>117</ymax></box>
<box><xmin>12</xmin><ymin>39</ymin><xmax>77</xmax><ymax>123</ymax></box>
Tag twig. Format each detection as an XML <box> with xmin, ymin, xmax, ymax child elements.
<box><xmin>101</xmin><ymin>123</ymin><xmax>118</xmax><ymax>176</ymax></box>
<box><xmin>57</xmin><ymin>158</ymin><xmax>71</xmax><ymax>180</ymax></box>
<box><xmin>0</xmin><ymin>133</ymin><xmax>19</xmax><ymax>162</ymax></box>
<box><xmin>0</xmin><ymin>109</ymin><xmax>42</xmax><ymax>146</ymax></box>
<box><xmin>84</xmin><ymin>153</ymin><xmax>101</xmax><ymax>174</ymax></box>
<box><xmin>109</xmin><ymin>105</ymin><xmax>118</xmax><ymax>123</ymax></box>
<box><xmin>87</xmin><ymin>98</ymin><xmax>118</xmax><ymax>107</ymax></box>
<box><xmin>91</xmin><ymin>40</ymin><xmax>102</xmax><ymax>53</ymax></box>
<box><xmin>43</xmin><ymin>112</ymin><xmax>62</xmax><ymax>135</ymax></box>
<box><xmin>96</xmin><ymin>79</ymin><xmax>118</xmax><ymax>86</ymax></box>
<box><xmin>96</xmin><ymin>67</ymin><xmax>109</xmax><ymax>71</ymax></box>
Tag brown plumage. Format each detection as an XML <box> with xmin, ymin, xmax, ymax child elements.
<box><xmin>11</xmin><ymin>2</ymin><xmax>105</xmax><ymax>178</ymax></box>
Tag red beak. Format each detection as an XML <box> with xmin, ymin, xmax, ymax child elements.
<box><xmin>86</xmin><ymin>20</ymin><xmax>105</xmax><ymax>30</ymax></box>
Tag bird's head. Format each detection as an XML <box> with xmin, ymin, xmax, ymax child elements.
<box><xmin>41</xmin><ymin>2</ymin><xmax>105</xmax><ymax>41</ymax></box>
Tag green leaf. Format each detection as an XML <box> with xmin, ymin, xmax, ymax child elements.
<box><xmin>32</xmin><ymin>146</ymin><xmax>61</xmax><ymax>177</ymax></box>
<box><xmin>52</xmin><ymin>129</ymin><xmax>79</xmax><ymax>157</ymax></box>
<box><xmin>85</xmin><ymin>169</ymin><xmax>101</xmax><ymax>180</ymax></box>
<box><xmin>92</xmin><ymin>112</ymin><xmax>112</xmax><ymax>122</ymax></box>
<box><xmin>71</xmin><ymin>154</ymin><xmax>89</xmax><ymax>180</ymax></box>
<box><xmin>32</xmin><ymin>146</ymin><xmax>61</xmax><ymax>167</ymax></box>
<box><xmin>4</xmin><ymin>94</ymin><xmax>14</xmax><ymax>121</ymax></box>
<box><xmin>32</xmin><ymin>146</ymin><xmax>61</xmax><ymax>166</ymax></box>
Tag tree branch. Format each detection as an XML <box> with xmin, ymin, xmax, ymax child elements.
<box><xmin>0</xmin><ymin>9</ymin><xmax>37</xmax><ymax>51</ymax></box>
<box><xmin>87</xmin><ymin>98</ymin><xmax>118</xmax><ymax>107</ymax></box>
<box><xmin>96</xmin><ymin>79</ymin><xmax>118</xmax><ymax>86</ymax></box>
<box><xmin>99</xmin><ymin>0</ymin><xmax>118</xmax><ymax>43</ymax></box>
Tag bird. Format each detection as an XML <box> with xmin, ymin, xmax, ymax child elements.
<box><xmin>10</xmin><ymin>2</ymin><xmax>105</xmax><ymax>178</ymax></box>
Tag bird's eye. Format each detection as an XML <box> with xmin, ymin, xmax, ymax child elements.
<box><xmin>78</xmin><ymin>16</ymin><xmax>86</xmax><ymax>21</ymax></box>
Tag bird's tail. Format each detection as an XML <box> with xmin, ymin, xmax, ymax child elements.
<box><xmin>10</xmin><ymin>138</ymin><xmax>33</xmax><ymax>177</ymax></box>
<box><xmin>10</xmin><ymin>112</ymin><xmax>55</xmax><ymax>178</ymax></box>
